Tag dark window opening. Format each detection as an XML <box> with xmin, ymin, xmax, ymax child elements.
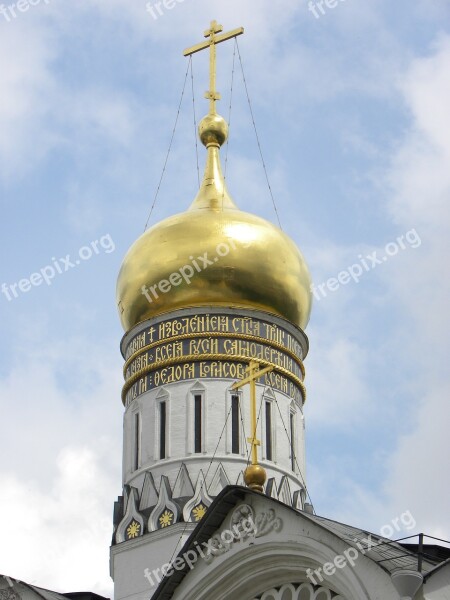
<box><xmin>194</xmin><ymin>394</ymin><xmax>202</xmax><ymax>453</ymax></box>
<box><xmin>265</xmin><ymin>401</ymin><xmax>272</xmax><ymax>461</ymax></box>
<box><xmin>134</xmin><ymin>413</ymin><xmax>140</xmax><ymax>471</ymax></box>
<box><xmin>160</xmin><ymin>401</ymin><xmax>166</xmax><ymax>459</ymax></box>
<box><xmin>290</xmin><ymin>412</ymin><xmax>296</xmax><ymax>471</ymax></box>
<box><xmin>231</xmin><ymin>395</ymin><xmax>240</xmax><ymax>454</ymax></box>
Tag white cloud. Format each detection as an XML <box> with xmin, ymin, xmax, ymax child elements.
<box><xmin>0</xmin><ymin>335</ymin><xmax>123</xmax><ymax>594</ymax></box>
<box><xmin>384</xmin><ymin>37</ymin><xmax>450</xmax><ymax>366</ymax></box>
<box><xmin>388</xmin><ymin>36</ymin><xmax>450</xmax><ymax>232</ymax></box>
<box><xmin>0</xmin><ymin>8</ymin><xmax>137</xmax><ymax>183</ymax></box>
<box><xmin>307</xmin><ymin>329</ymin><xmax>373</xmax><ymax>428</ymax></box>
<box><xmin>0</xmin><ymin>21</ymin><xmax>56</xmax><ymax>179</ymax></box>
<box><xmin>376</xmin><ymin>35</ymin><xmax>450</xmax><ymax>537</ymax></box>
<box><xmin>61</xmin><ymin>88</ymin><xmax>136</xmax><ymax>150</ymax></box>
<box><xmin>383</xmin><ymin>384</ymin><xmax>450</xmax><ymax>539</ymax></box>
<box><xmin>0</xmin><ymin>447</ymin><xmax>115</xmax><ymax>595</ymax></box>
<box><xmin>302</xmin><ymin>36</ymin><xmax>450</xmax><ymax>540</ymax></box>
<box><xmin>0</xmin><ymin>0</ymin><xmax>416</xmax><ymax>185</ymax></box>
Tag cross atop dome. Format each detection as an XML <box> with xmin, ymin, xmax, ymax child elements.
<box><xmin>184</xmin><ymin>20</ymin><xmax>244</xmax><ymax>115</ymax></box>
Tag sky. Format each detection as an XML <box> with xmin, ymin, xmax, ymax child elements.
<box><xmin>0</xmin><ymin>0</ymin><xmax>449</xmax><ymax>596</ymax></box>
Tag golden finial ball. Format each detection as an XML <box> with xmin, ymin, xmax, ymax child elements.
<box><xmin>199</xmin><ymin>114</ymin><xmax>228</xmax><ymax>147</ymax></box>
<box><xmin>244</xmin><ymin>464</ymin><xmax>267</xmax><ymax>493</ymax></box>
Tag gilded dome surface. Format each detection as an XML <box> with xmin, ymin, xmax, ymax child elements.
<box><xmin>116</xmin><ymin>115</ymin><xmax>312</xmax><ymax>332</ymax></box>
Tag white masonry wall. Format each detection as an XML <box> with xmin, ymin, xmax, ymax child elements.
<box><xmin>122</xmin><ymin>376</ymin><xmax>307</xmax><ymax>500</ymax></box>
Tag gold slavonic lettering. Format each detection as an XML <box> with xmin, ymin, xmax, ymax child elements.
<box><xmin>155</xmin><ymin>341</ymin><xmax>184</xmax><ymax>362</ymax></box>
<box><xmin>154</xmin><ymin>363</ymin><xmax>195</xmax><ymax>387</ymax></box>
<box><xmin>263</xmin><ymin>323</ymin><xmax>285</xmax><ymax>345</ymax></box>
<box><xmin>138</xmin><ymin>378</ymin><xmax>148</xmax><ymax>394</ymax></box>
<box><xmin>125</xmin><ymin>331</ymin><xmax>146</xmax><ymax>360</ymax></box>
<box><xmin>189</xmin><ymin>338</ymin><xmax>219</xmax><ymax>355</ymax></box>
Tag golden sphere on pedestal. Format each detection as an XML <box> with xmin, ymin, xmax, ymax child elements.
<box><xmin>199</xmin><ymin>114</ymin><xmax>229</xmax><ymax>147</ymax></box>
<box><xmin>244</xmin><ymin>464</ymin><xmax>267</xmax><ymax>493</ymax></box>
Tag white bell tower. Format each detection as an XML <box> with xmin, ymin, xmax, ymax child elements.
<box><xmin>110</xmin><ymin>20</ymin><xmax>313</xmax><ymax>600</ymax></box>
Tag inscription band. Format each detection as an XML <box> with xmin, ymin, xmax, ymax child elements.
<box><xmin>123</xmin><ymin>331</ymin><xmax>305</xmax><ymax>378</ymax></box>
<box><xmin>124</xmin><ymin>314</ymin><xmax>304</xmax><ymax>361</ymax></box>
<box><xmin>121</xmin><ymin>353</ymin><xmax>306</xmax><ymax>405</ymax></box>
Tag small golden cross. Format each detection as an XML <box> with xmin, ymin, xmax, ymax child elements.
<box><xmin>184</xmin><ymin>20</ymin><xmax>244</xmax><ymax>115</ymax></box>
<box><xmin>231</xmin><ymin>361</ymin><xmax>273</xmax><ymax>468</ymax></box>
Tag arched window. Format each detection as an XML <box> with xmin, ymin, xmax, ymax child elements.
<box><xmin>265</xmin><ymin>400</ymin><xmax>273</xmax><ymax>461</ymax></box>
<box><xmin>159</xmin><ymin>401</ymin><xmax>167</xmax><ymax>459</ymax></box>
<box><xmin>231</xmin><ymin>393</ymin><xmax>241</xmax><ymax>454</ymax></box>
<box><xmin>187</xmin><ymin>382</ymin><xmax>207</xmax><ymax>454</ymax></box>
<box><xmin>194</xmin><ymin>393</ymin><xmax>202</xmax><ymax>453</ymax></box>
<box><xmin>133</xmin><ymin>411</ymin><xmax>141</xmax><ymax>471</ymax></box>
<box><xmin>290</xmin><ymin>404</ymin><xmax>296</xmax><ymax>472</ymax></box>
<box><xmin>262</xmin><ymin>388</ymin><xmax>277</xmax><ymax>462</ymax></box>
<box><xmin>155</xmin><ymin>387</ymin><xmax>170</xmax><ymax>460</ymax></box>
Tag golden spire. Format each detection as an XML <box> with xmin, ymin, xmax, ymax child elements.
<box><xmin>184</xmin><ymin>21</ymin><xmax>244</xmax><ymax>211</ymax></box>
<box><xmin>231</xmin><ymin>361</ymin><xmax>274</xmax><ymax>493</ymax></box>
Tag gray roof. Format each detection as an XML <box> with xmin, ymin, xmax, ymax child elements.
<box><xmin>151</xmin><ymin>485</ymin><xmax>446</xmax><ymax>599</ymax></box>
<box><xmin>305</xmin><ymin>514</ymin><xmax>439</xmax><ymax>576</ymax></box>
<box><xmin>0</xmin><ymin>577</ymin><xmax>67</xmax><ymax>600</ymax></box>
<box><xmin>0</xmin><ymin>576</ymin><xmax>109</xmax><ymax>600</ymax></box>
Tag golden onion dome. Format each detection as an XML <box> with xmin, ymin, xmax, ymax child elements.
<box><xmin>116</xmin><ymin>113</ymin><xmax>312</xmax><ymax>332</ymax></box>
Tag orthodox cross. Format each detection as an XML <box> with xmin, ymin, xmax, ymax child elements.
<box><xmin>231</xmin><ymin>361</ymin><xmax>274</xmax><ymax>469</ymax></box>
<box><xmin>184</xmin><ymin>20</ymin><xmax>244</xmax><ymax>114</ymax></box>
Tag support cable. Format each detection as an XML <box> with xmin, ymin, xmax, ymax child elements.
<box><xmin>238</xmin><ymin>394</ymin><xmax>250</xmax><ymax>462</ymax></box>
<box><xmin>203</xmin><ymin>402</ymin><xmax>233</xmax><ymax>483</ymax></box>
<box><xmin>271</xmin><ymin>390</ymin><xmax>315</xmax><ymax>512</ymax></box>
<box><xmin>242</xmin><ymin>390</ymin><xmax>265</xmax><ymax>467</ymax></box>
<box><xmin>236</xmin><ymin>39</ymin><xmax>282</xmax><ymax>229</ymax></box>
<box><xmin>144</xmin><ymin>58</ymin><xmax>191</xmax><ymax>231</ymax></box>
<box><xmin>190</xmin><ymin>58</ymin><xmax>200</xmax><ymax>187</ymax></box>
<box><xmin>222</xmin><ymin>39</ymin><xmax>238</xmax><ymax>210</ymax></box>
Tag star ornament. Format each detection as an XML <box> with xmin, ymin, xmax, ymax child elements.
<box><xmin>192</xmin><ymin>503</ymin><xmax>207</xmax><ymax>522</ymax></box>
<box><xmin>159</xmin><ymin>509</ymin><xmax>174</xmax><ymax>528</ymax></box>
<box><xmin>126</xmin><ymin>520</ymin><xmax>141</xmax><ymax>539</ymax></box>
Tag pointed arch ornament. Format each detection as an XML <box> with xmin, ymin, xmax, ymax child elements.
<box><xmin>183</xmin><ymin>471</ymin><xmax>213</xmax><ymax>522</ymax></box>
<box><xmin>115</xmin><ymin>487</ymin><xmax>145</xmax><ymax>543</ymax></box>
<box><xmin>148</xmin><ymin>475</ymin><xmax>181</xmax><ymax>531</ymax></box>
